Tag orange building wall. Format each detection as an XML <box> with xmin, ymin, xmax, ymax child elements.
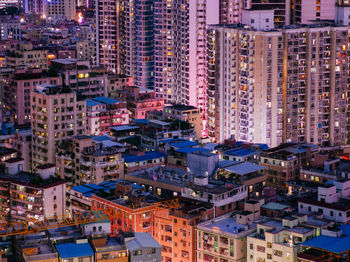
<box><xmin>153</xmin><ymin>209</ymin><xmax>195</xmax><ymax>262</ymax></box>
<box><xmin>91</xmin><ymin>195</ymin><xmax>157</xmax><ymax>236</ymax></box>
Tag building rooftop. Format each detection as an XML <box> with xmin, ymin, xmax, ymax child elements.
<box><xmin>175</xmin><ymin>147</ymin><xmax>209</xmax><ymax>154</ymax></box>
<box><xmin>92</xmin><ymin>96</ymin><xmax>122</xmax><ymax>105</ymax></box>
<box><xmin>170</xmin><ymin>141</ymin><xmax>198</xmax><ymax>148</ymax></box>
<box><xmin>56</xmin><ymin>242</ymin><xmax>94</xmax><ymax>259</ymax></box>
<box><xmin>224</xmin><ymin>148</ymin><xmax>255</xmax><ymax>157</ymax></box>
<box><xmin>301</xmin><ymin>225</ymin><xmax>350</xmax><ymax>253</ymax></box>
<box><xmin>261</xmin><ymin>202</ymin><xmax>290</xmax><ymax>211</ymax></box>
<box><xmin>223</xmin><ymin>162</ymin><xmax>265</xmax><ymax>176</ymax></box>
<box><xmin>123</xmin><ymin>151</ymin><xmax>166</xmax><ymax>163</ymax></box>
<box><xmin>86</xmin><ymin>99</ymin><xmax>103</xmax><ymax>107</ymax></box>
<box><xmin>125</xmin><ymin>233</ymin><xmax>161</xmax><ymax>251</ymax></box>
<box><xmin>0</xmin><ymin>171</ymin><xmax>65</xmax><ymax>189</ymax></box>
<box><xmin>298</xmin><ymin>197</ymin><xmax>350</xmax><ymax>211</ymax></box>
<box><xmin>165</xmin><ymin>104</ymin><xmax>198</xmax><ymax>111</ymax></box>
<box><xmin>110</xmin><ymin>125</ymin><xmax>139</xmax><ymax>132</ymax></box>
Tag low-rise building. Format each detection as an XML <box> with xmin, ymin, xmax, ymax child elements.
<box><xmin>86</xmin><ymin>97</ymin><xmax>129</xmax><ymax>135</ymax></box>
<box><xmin>56</xmin><ymin>241</ymin><xmax>94</xmax><ymax>262</ymax></box>
<box><xmin>259</xmin><ymin>143</ymin><xmax>314</xmax><ymax>190</ymax></box>
<box><xmin>6</xmin><ymin>42</ymin><xmax>48</xmax><ymax>70</ymax></box>
<box><xmin>0</xmin><ymin>159</ymin><xmax>66</xmax><ymax>223</ymax></box>
<box><xmin>197</xmin><ymin>213</ymin><xmax>257</xmax><ymax>262</ymax></box>
<box><xmin>124</xmin><ymin>232</ymin><xmax>162</xmax><ymax>262</ymax></box>
<box><xmin>182</xmin><ymin>176</ymin><xmax>248</xmax><ymax>217</ymax></box>
<box><xmin>247</xmin><ymin>215</ymin><xmax>329</xmax><ymax>262</ymax></box>
<box><xmin>215</xmin><ymin>162</ymin><xmax>266</xmax><ymax>198</ymax></box>
<box><xmin>51</xmin><ymin>59</ymin><xmax>108</xmax><ymax>98</ymax></box>
<box><xmin>154</xmin><ymin>198</ymin><xmax>213</xmax><ymax>262</ymax></box>
<box><xmin>123</xmin><ymin>151</ymin><xmax>166</xmax><ymax>174</ymax></box>
<box><xmin>163</xmin><ymin>105</ymin><xmax>202</xmax><ymax>139</ymax></box>
<box><xmin>141</xmin><ymin>120</ymin><xmax>195</xmax><ymax>151</ymax></box>
<box><xmin>124</xmin><ymin>87</ymin><xmax>164</xmax><ymax>119</ymax></box>
<box><xmin>298</xmin><ymin>180</ymin><xmax>350</xmax><ymax>223</ymax></box>
<box><xmin>56</xmin><ymin>136</ymin><xmax>124</xmax><ymax>187</ymax></box>
<box><xmin>107</xmin><ymin>74</ymin><xmax>133</xmax><ymax>98</ymax></box>
<box><xmin>2</xmin><ymin>69</ymin><xmax>61</xmax><ymax>125</ymax></box>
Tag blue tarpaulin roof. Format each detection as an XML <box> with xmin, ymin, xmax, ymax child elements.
<box><xmin>56</xmin><ymin>243</ymin><xmax>94</xmax><ymax>258</ymax></box>
<box><xmin>301</xmin><ymin>225</ymin><xmax>350</xmax><ymax>253</ymax></box>
<box><xmin>123</xmin><ymin>151</ymin><xmax>166</xmax><ymax>163</ymax></box>
<box><xmin>170</xmin><ymin>141</ymin><xmax>198</xmax><ymax>148</ymax></box>
<box><xmin>92</xmin><ymin>96</ymin><xmax>122</xmax><ymax>104</ymax></box>
<box><xmin>175</xmin><ymin>147</ymin><xmax>209</xmax><ymax>154</ymax></box>
<box><xmin>224</xmin><ymin>148</ymin><xmax>254</xmax><ymax>157</ymax></box>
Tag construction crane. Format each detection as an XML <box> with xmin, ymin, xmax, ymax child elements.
<box><xmin>0</xmin><ymin>210</ymin><xmax>108</xmax><ymax>237</ymax></box>
<box><xmin>0</xmin><ymin>198</ymin><xmax>181</xmax><ymax>237</ymax></box>
<box><xmin>317</xmin><ymin>250</ymin><xmax>350</xmax><ymax>262</ymax></box>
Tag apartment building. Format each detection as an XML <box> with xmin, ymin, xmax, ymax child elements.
<box><xmin>11</xmin><ymin>130</ymin><xmax>32</xmax><ymax>172</ymax></box>
<box><xmin>0</xmin><ymin>159</ymin><xmax>66</xmax><ymax>223</ymax></box>
<box><xmin>86</xmin><ymin>97</ymin><xmax>129</xmax><ymax>135</ymax></box>
<box><xmin>2</xmin><ymin>69</ymin><xmax>61</xmax><ymax>125</ymax></box>
<box><xmin>107</xmin><ymin>74</ymin><xmax>133</xmax><ymax>98</ymax></box>
<box><xmin>163</xmin><ymin>105</ymin><xmax>202</xmax><ymax>139</ymax></box>
<box><xmin>298</xmin><ymin>180</ymin><xmax>350</xmax><ymax>223</ymax></box>
<box><xmin>182</xmin><ymin>176</ymin><xmax>248</xmax><ymax>217</ymax></box>
<box><xmin>207</xmin><ymin>24</ymin><xmax>283</xmax><ymax>146</ymax></box>
<box><xmin>6</xmin><ymin>42</ymin><xmax>48</xmax><ymax>70</ymax></box>
<box><xmin>95</xmin><ymin>0</ymin><xmax>121</xmax><ymax>74</ymax></box>
<box><xmin>153</xmin><ymin>198</ymin><xmax>214</xmax><ymax>262</ymax></box>
<box><xmin>153</xmin><ymin>0</ymin><xmax>219</xmax><ymax>116</ymax></box>
<box><xmin>293</xmin><ymin>0</ymin><xmax>335</xmax><ymax>24</ymax></box>
<box><xmin>43</xmin><ymin>0</ymin><xmax>76</xmax><ymax>21</ymax></box>
<box><xmin>246</xmin><ymin>215</ymin><xmax>329</xmax><ymax>262</ymax></box>
<box><xmin>51</xmin><ymin>59</ymin><xmax>108</xmax><ymax>98</ymax></box>
<box><xmin>91</xmin><ymin>183</ymin><xmax>160</xmax><ymax>236</ymax></box>
<box><xmin>196</xmin><ymin>213</ymin><xmax>257</xmax><ymax>262</ymax></box>
<box><xmin>207</xmin><ymin>24</ymin><xmax>350</xmax><ymax>147</ymax></box>
<box><xmin>31</xmin><ymin>84</ymin><xmax>86</xmax><ymax>168</ymax></box>
<box><xmin>123</xmin><ymin>87</ymin><xmax>164</xmax><ymax>119</ymax></box>
<box><xmin>259</xmin><ymin>143</ymin><xmax>311</xmax><ymax>190</ymax></box>
<box><xmin>0</xmin><ymin>17</ymin><xmax>21</xmax><ymax>40</ymax></box>
<box><xmin>56</xmin><ymin>136</ymin><xmax>124</xmax><ymax>187</ymax></box>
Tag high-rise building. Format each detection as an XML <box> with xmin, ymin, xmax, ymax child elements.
<box><xmin>207</xmin><ymin>24</ymin><xmax>350</xmax><ymax>147</ymax></box>
<box><xmin>2</xmin><ymin>69</ymin><xmax>62</xmax><ymax>126</ymax></box>
<box><xmin>96</xmin><ymin>0</ymin><xmax>121</xmax><ymax>73</ymax></box>
<box><xmin>293</xmin><ymin>0</ymin><xmax>335</xmax><ymax>24</ymax></box>
<box><xmin>31</xmin><ymin>84</ymin><xmax>86</xmax><ymax>168</ymax></box>
<box><xmin>43</xmin><ymin>0</ymin><xmax>76</xmax><ymax>20</ymax></box>
<box><xmin>153</xmin><ymin>0</ymin><xmax>219</xmax><ymax>115</ymax></box>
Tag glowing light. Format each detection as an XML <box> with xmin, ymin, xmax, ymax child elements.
<box><xmin>77</xmin><ymin>12</ymin><xmax>84</xmax><ymax>23</ymax></box>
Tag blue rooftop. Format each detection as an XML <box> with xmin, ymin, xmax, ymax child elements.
<box><xmin>132</xmin><ymin>119</ymin><xmax>148</xmax><ymax>125</ymax></box>
<box><xmin>175</xmin><ymin>147</ymin><xmax>209</xmax><ymax>154</ymax></box>
<box><xmin>56</xmin><ymin>242</ymin><xmax>94</xmax><ymax>258</ymax></box>
<box><xmin>123</xmin><ymin>151</ymin><xmax>166</xmax><ymax>163</ymax></box>
<box><xmin>301</xmin><ymin>225</ymin><xmax>350</xmax><ymax>253</ymax></box>
<box><xmin>92</xmin><ymin>135</ymin><xmax>111</xmax><ymax>141</ymax></box>
<box><xmin>92</xmin><ymin>96</ymin><xmax>122</xmax><ymax>104</ymax></box>
<box><xmin>224</xmin><ymin>148</ymin><xmax>254</xmax><ymax>157</ymax></box>
<box><xmin>170</xmin><ymin>141</ymin><xmax>198</xmax><ymax>148</ymax></box>
<box><xmin>86</xmin><ymin>99</ymin><xmax>103</xmax><ymax>107</ymax></box>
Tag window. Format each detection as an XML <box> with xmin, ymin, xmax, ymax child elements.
<box><xmin>251</xmin><ymin>19</ymin><xmax>255</xmax><ymax>23</ymax></box>
<box><xmin>274</xmin><ymin>250</ymin><xmax>283</xmax><ymax>257</ymax></box>
<box><xmin>250</xmin><ymin>244</ymin><xmax>253</xmax><ymax>250</ymax></box>
<box><xmin>267</xmin><ymin>242</ymin><xmax>272</xmax><ymax>248</ymax></box>
<box><xmin>267</xmin><ymin>254</ymin><xmax>272</xmax><ymax>259</ymax></box>
<box><xmin>330</xmin><ymin>211</ymin><xmax>334</xmax><ymax>217</ymax></box>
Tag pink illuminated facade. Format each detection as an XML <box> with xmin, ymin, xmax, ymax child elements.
<box><xmin>86</xmin><ymin>97</ymin><xmax>129</xmax><ymax>135</ymax></box>
<box><xmin>124</xmin><ymin>87</ymin><xmax>164</xmax><ymax>119</ymax></box>
<box><xmin>2</xmin><ymin>69</ymin><xmax>62</xmax><ymax>125</ymax></box>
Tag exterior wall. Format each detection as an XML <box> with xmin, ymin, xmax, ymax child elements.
<box><xmin>207</xmin><ymin>25</ymin><xmax>350</xmax><ymax>147</ymax></box>
<box><xmin>43</xmin><ymin>0</ymin><xmax>76</xmax><ymax>20</ymax></box>
<box><xmin>241</xmin><ymin>9</ymin><xmax>274</xmax><ymax>30</ymax></box>
<box><xmin>91</xmin><ymin>195</ymin><xmax>157</xmax><ymax>236</ymax></box>
<box><xmin>124</xmin><ymin>157</ymin><xmax>165</xmax><ymax>174</ymax></box>
<box><xmin>294</xmin><ymin>0</ymin><xmax>335</xmax><ymax>24</ymax></box>
<box><xmin>129</xmin><ymin>246</ymin><xmax>161</xmax><ymax>262</ymax></box>
<box><xmin>6</xmin><ymin>43</ymin><xmax>48</xmax><ymax>70</ymax></box>
<box><xmin>298</xmin><ymin>202</ymin><xmax>350</xmax><ymax>223</ymax></box>
<box><xmin>153</xmin><ymin>209</ymin><xmax>196</xmax><ymax>262</ymax></box>
<box><xmin>31</xmin><ymin>90</ymin><xmax>86</xmax><ymax>167</ymax></box>
<box><xmin>43</xmin><ymin>183</ymin><xmax>66</xmax><ymax>218</ymax></box>
<box><xmin>3</xmin><ymin>71</ymin><xmax>61</xmax><ymax>125</ymax></box>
